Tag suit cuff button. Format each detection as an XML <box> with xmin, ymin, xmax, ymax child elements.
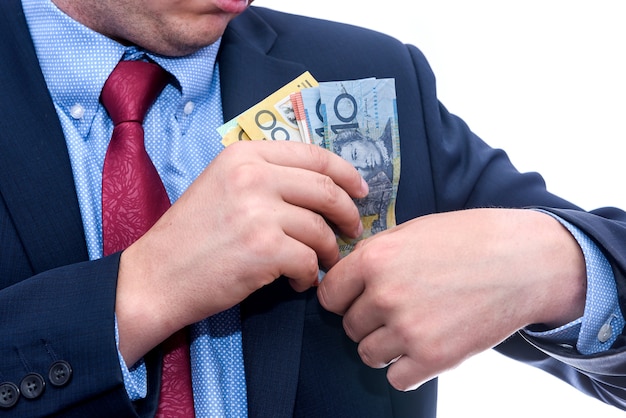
<box><xmin>0</xmin><ymin>382</ymin><xmax>20</xmax><ymax>408</ymax></box>
<box><xmin>20</xmin><ymin>373</ymin><xmax>45</xmax><ymax>399</ymax></box>
<box><xmin>48</xmin><ymin>360</ymin><xmax>72</xmax><ymax>387</ymax></box>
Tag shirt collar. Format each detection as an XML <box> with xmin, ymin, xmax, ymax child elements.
<box><xmin>22</xmin><ymin>0</ymin><xmax>220</xmax><ymax>127</ymax></box>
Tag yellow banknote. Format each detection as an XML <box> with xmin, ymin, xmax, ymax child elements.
<box><xmin>236</xmin><ymin>72</ymin><xmax>318</xmax><ymax>142</ymax></box>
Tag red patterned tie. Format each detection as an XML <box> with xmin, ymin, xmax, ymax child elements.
<box><xmin>100</xmin><ymin>60</ymin><xmax>195</xmax><ymax>417</ymax></box>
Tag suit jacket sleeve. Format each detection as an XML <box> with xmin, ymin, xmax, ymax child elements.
<box><xmin>0</xmin><ymin>252</ymin><xmax>160</xmax><ymax>416</ymax></box>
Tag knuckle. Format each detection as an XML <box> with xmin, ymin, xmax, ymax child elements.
<box><xmin>387</xmin><ymin>369</ymin><xmax>411</xmax><ymax>392</ymax></box>
<box><xmin>312</xmin><ymin>213</ymin><xmax>330</xmax><ymax>236</ymax></box>
<box><xmin>358</xmin><ymin>244</ymin><xmax>384</xmax><ymax>268</ymax></box>
<box><xmin>235</xmin><ymin>199</ymin><xmax>266</xmax><ymax>228</ymax></box>
<box><xmin>248</xmin><ymin>231</ymin><xmax>280</xmax><ymax>258</ymax></box>
<box><xmin>317</xmin><ymin>281</ymin><xmax>333</xmax><ymax>310</ymax></box>
<box><xmin>342</xmin><ymin>316</ymin><xmax>359</xmax><ymax>343</ymax></box>
<box><xmin>394</xmin><ymin>318</ymin><xmax>422</xmax><ymax>353</ymax></box>
<box><xmin>319</xmin><ymin>175</ymin><xmax>341</xmax><ymax>208</ymax></box>
<box><xmin>424</xmin><ymin>344</ymin><xmax>454</xmax><ymax>371</ymax></box>
<box><xmin>229</xmin><ymin>162</ymin><xmax>265</xmax><ymax>191</ymax></box>
<box><xmin>307</xmin><ymin>144</ymin><xmax>330</xmax><ymax>173</ymax></box>
<box><xmin>357</xmin><ymin>342</ymin><xmax>379</xmax><ymax>368</ymax></box>
<box><xmin>357</xmin><ymin>241</ymin><xmax>395</xmax><ymax>276</ymax></box>
<box><xmin>287</xmin><ymin>248</ymin><xmax>319</xmax><ymax>288</ymax></box>
<box><xmin>311</xmin><ymin>215</ymin><xmax>335</xmax><ymax>249</ymax></box>
<box><xmin>242</xmin><ymin>223</ymin><xmax>284</xmax><ymax>260</ymax></box>
<box><xmin>301</xmin><ymin>250</ymin><xmax>320</xmax><ymax>279</ymax></box>
<box><xmin>371</xmin><ymin>290</ymin><xmax>396</xmax><ymax>314</ymax></box>
<box><xmin>225</xmin><ymin>140</ymin><xmax>246</xmax><ymax>154</ymax></box>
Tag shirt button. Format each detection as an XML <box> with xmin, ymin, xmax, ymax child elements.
<box><xmin>70</xmin><ymin>104</ymin><xmax>85</xmax><ymax>119</ymax></box>
<box><xmin>183</xmin><ymin>101</ymin><xmax>195</xmax><ymax>115</ymax></box>
<box><xmin>598</xmin><ymin>322</ymin><xmax>613</xmax><ymax>343</ymax></box>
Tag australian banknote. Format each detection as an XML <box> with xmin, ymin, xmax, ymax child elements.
<box><xmin>236</xmin><ymin>72</ymin><xmax>317</xmax><ymax>143</ymax></box>
<box><xmin>217</xmin><ymin>73</ymin><xmax>400</xmax><ymax>262</ymax></box>
<box><xmin>318</xmin><ymin>77</ymin><xmax>400</xmax><ymax>255</ymax></box>
<box><xmin>220</xmin><ymin>72</ymin><xmax>318</xmax><ymax>146</ymax></box>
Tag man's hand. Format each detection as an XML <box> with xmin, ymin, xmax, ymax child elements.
<box><xmin>318</xmin><ymin>208</ymin><xmax>586</xmax><ymax>391</ymax></box>
<box><xmin>116</xmin><ymin>140</ymin><xmax>367</xmax><ymax>365</ymax></box>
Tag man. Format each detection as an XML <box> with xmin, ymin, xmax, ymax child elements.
<box><xmin>1</xmin><ymin>0</ymin><xmax>625</xmax><ymax>417</ymax></box>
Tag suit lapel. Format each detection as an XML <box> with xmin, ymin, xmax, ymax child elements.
<box><xmin>219</xmin><ymin>9</ymin><xmax>310</xmax><ymax>121</ymax></box>
<box><xmin>0</xmin><ymin>0</ymin><xmax>88</xmax><ymax>273</ymax></box>
<box><xmin>220</xmin><ymin>10</ymin><xmax>311</xmax><ymax>417</ymax></box>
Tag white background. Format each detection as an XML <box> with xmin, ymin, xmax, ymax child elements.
<box><xmin>257</xmin><ymin>1</ymin><xmax>626</xmax><ymax>417</ymax></box>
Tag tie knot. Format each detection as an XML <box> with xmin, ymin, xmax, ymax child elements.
<box><xmin>101</xmin><ymin>60</ymin><xmax>169</xmax><ymax>125</ymax></box>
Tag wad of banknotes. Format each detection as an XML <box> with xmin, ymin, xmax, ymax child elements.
<box><xmin>217</xmin><ymin>72</ymin><xmax>401</xmax><ymax>260</ymax></box>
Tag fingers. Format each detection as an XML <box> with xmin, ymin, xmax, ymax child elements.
<box><xmin>317</xmin><ymin>236</ymin><xmax>378</xmax><ymax>314</ymax></box>
<box><xmin>240</xmin><ymin>140</ymin><xmax>369</xmax><ymax>201</ymax></box>
<box><xmin>228</xmin><ymin>141</ymin><xmax>367</xmax><ymax>289</ymax></box>
<box><xmin>317</xmin><ymin>251</ymin><xmax>367</xmax><ymax>315</ymax></box>
<box><xmin>360</xmin><ymin>328</ymin><xmax>441</xmax><ymax>391</ymax></box>
<box><xmin>280</xmin><ymin>205</ymin><xmax>341</xmax><ymax>276</ymax></box>
<box><xmin>356</xmin><ymin>326</ymin><xmax>403</xmax><ymax>369</ymax></box>
<box><xmin>386</xmin><ymin>356</ymin><xmax>429</xmax><ymax>392</ymax></box>
<box><xmin>224</xmin><ymin>140</ymin><xmax>367</xmax><ymax>260</ymax></box>
<box><xmin>339</xmin><ymin>283</ymin><xmax>390</xmax><ymax>342</ymax></box>
<box><xmin>276</xmin><ymin>164</ymin><xmax>364</xmax><ymax>240</ymax></box>
<box><xmin>347</xmin><ymin>311</ymin><xmax>436</xmax><ymax>392</ymax></box>
<box><xmin>273</xmin><ymin>235</ymin><xmax>322</xmax><ymax>291</ymax></box>
<box><xmin>341</xmin><ymin>298</ymin><xmax>437</xmax><ymax>392</ymax></box>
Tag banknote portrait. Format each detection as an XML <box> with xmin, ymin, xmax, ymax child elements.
<box><xmin>333</xmin><ymin>119</ymin><xmax>394</xmax><ymax>233</ymax></box>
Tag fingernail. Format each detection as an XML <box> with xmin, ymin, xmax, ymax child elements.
<box><xmin>356</xmin><ymin>220</ymin><xmax>364</xmax><ymax>237</ymax></box>
<box><xmin>360</xmin><ymin>177</ymin><xmax>369</xmax><ymax>197</ymax></box>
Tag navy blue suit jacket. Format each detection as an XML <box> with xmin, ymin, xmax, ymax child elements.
<box><xmin>2</xmin><ymin>2</ymin><xmax>626</xmax><ymax>416</ymax></box>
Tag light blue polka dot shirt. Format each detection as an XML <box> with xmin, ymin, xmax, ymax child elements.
<box><xmin>23</xmin><ymin>0</ymin><xmax>247</xmax><ymax>416</ymax></box>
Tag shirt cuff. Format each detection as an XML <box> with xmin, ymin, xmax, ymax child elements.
<box><xmin>523</xmin><ymin>211</ymin><xmax>624</xmax><ymax>355</ymax></box>
<box><xmin>115</xmin><ymin>316</ymin><xmax>148</xmax><ymax>400</ymax></box>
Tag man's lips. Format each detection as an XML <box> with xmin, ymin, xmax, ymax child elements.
<box><xmin>214</xmin><ymin>0</ymin><xmax>251</xmax><ymax>14</ymax></box>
